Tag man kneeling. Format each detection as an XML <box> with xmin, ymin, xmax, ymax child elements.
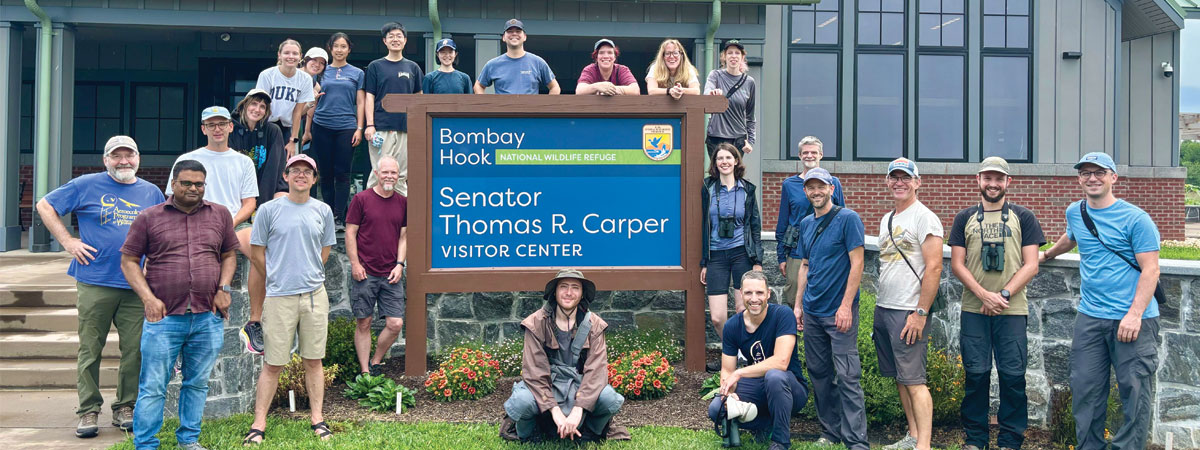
<box><xmin>708</xmin><ymin>270</ymin><xmax>810</xmax><ymax>450</ymax></box>
<box><xmin>501</xmin><ymin>269</ymin><xmax>629</xmax><ymax>443</ymax></box>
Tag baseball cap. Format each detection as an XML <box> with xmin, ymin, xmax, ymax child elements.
<box><xmin>977</xmin><ymin>156</ymin><xmax>1010</xmax><ymax>175</ymax></box>
<box><xmin>435</xmin><ymin>38</ymin><xmax>456</xmax><ymax>51</ymax></box>
<box><xmin>304</xmin><ymin>47</ymin><xmax>329</xmax><ymax>62</ymax></box>
<box><xmin>245</xmin><ymin>88</ymin><xmax>272</xmax><ymax>103</ymax></box>
<box><xmin>593</xmin><ymin>38</ymin><xmax>615</xmax><ymax>51</ymax></box>
<box><xmin>503</xmin><ymin>19</ymin><xmax>524</xmax><ymax>32</ymax></box>
<box><xmin>887</xmin><ymin>158</ymin><xmax>919</xmax><ymax>177</ymax></box>
<box><xmin>722</xmin><ymin>39</ymin><xmax>745</xmax><ymax>52</ymax></box>
<box><xmin>103</xmin><ymin>135</ymin><xmax>139</xmax><ymax>156</ymax></box>
<box><xmin>1074</xmin><ymin>152</ymin><xmax>1118</xmax><ymax>174</ymax></box>
<box><xmin>286</xmin><ymin>154</ymin><xmax>318</xmax><ymax>174</ymax></box>
<box><xmin>802</xmin><ymin>167</ymin><xmax>834</xmax><ymax>186</ymax></box>
<box><xmin>200</xmin><ymin>106</ymin><xmax>231</xmax><ymax>121</ymax></box>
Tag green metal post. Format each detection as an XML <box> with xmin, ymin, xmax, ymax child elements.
<box><xmin>706</xmin><ymin>0</ymin><xmax>721</xmax><ymax>78</ymax></box>
<box><xmin>25</xmin><ymin>0</ymin><xmax>53</xmax><ymax>252</ymax></box>
<box><xmin>429</xmin><ymin>0</ymin><xmax>441</xmax><ymax>43</ymax></box>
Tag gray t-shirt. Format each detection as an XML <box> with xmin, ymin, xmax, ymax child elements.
<box><xmin>166</xmin><ymin>148</ymin><xmax>258</xmax><ymax>219</ymax></box>
<box><xmin>703</xmin><ymin>69</ymin><xmax>757</xmax><ymax>145</ymax></box>
<box><xmin>251</xmin><ymin>196</ymin><xmax>336</xmax><ymax>297</ymax></box>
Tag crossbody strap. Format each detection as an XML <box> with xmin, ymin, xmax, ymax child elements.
<box><xmin>807</xmin><ymin>206</ymin><xmax>843</xmax><ymax>252</ymax></box>
<box><xmin>887</xmin><ymin>210</ymin><xmax>923</xmax><ymax>283</ymax></box>
<box><xmin>724</xmin><ymin>73</ymin><xmax>748</xmax><ymax>99</ymax></box>
<box><xmin>1079</xmin><ymin>201</ymin><xmax>1142</xmax><ymax>272</ymax></box>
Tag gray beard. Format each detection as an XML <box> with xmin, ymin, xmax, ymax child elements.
<box><xmin>109</xmin><ymin>167</ymin><xmax>136</xmax><ymax>182</ymax></box>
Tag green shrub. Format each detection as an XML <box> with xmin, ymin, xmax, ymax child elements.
<box><xmin>475</xmin><ymin>337</ymin><xmax>523</xmax><ymax>377</ymax></box>
<box><xmin>699</xmin><ymin>373</ymin><xmax>720</xmax><ymax>401</ymax></box>
<box><xmin>273</xmin><ymin>354</ymin><xmax>339</xmax><ymax>408</ymax></box>
<box><xmin>607</xmin><ymin>328</ymin><xmax>683</xmax><ymax>363</ymax></box>
<box><xmin>425</xmin><ymin>347</ymin><xmax>501</xmax><ymax>401</ymax></box>
<box><xmin>1049</xmin><ymin>383</ymin><xmax>1123</xmax><ymax>448</ymax></box>
<box><xmin>1182</xmin><ymin>141</ymin><xmax>1200</xmax><ymax>186</ymax></box>
<box><xmin>344</xmin><ymin>373</ymin><xmax>416</xmax><ymax>413</ymax></box>
<box><xmin>926</xmin><ymin>346</ymin><xmax>965</xmax><ymax>425</ymax></box>
<box><xmin>326</xmin><ymin>317</ymin><xmax>376</xmax><ymax>382</ymax></box>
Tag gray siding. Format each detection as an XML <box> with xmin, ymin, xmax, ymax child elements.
<box><xmin>1119</xmin><ymin>31</ymin><xmax>1178</xmax><ymax>166</ymax></box>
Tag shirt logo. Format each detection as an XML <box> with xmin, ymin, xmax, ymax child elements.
<box><xmin>99</xmin><ymin>193</ymin><xmax>144</xmax><ymax>226</ymax></box>
<box><xmin>521</xmin><ymin>70</ymin><xmax>533</xmax><ymax>75</ymax></box>
<box><xmin>399</xmin><ymin>72</ymin><xmax>412</xmax><ymax>79</ymax></box>
<box><xmin>749</xmin><ymin>340</ymin><xmax>766</xmax><ymax>364</ymax></box>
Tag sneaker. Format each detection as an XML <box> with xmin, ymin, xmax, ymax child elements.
<box><xmin>724</xmin><ymin>396</ymin><xmax>758</xmax><ymax>423</ymax></box>
<box><xmin>174</xmin><ymin>356</ymin><xmax>183</xmax><ymax>378</ymax></box>
<box><xmin>241</xmin><ymin>321</ymin><xmax>265</xmax><ymax>355</ymax></box>
<box><xmin>178</xmin><ymin>442</ymin><xmax>208</xmax><ymax>450</ymax></box>
<box><xmin>76</xmin><ymin>411</ymin><xmax>99</xmax><ymax>438</ymax></box>
<box><xmin>335</xmin><ymin>220</ymin><xmax>346</xmax><ymax>232</ymax></box>
<box><xmin>112</xmin><ymin>405</ymin><xmax>133</xmax><ymax>431</ymax></box>
<box><xmin>882</xmin><ymin>434</ymin><xmax>917</xmax><ymax>450</ymax></box>
<box><xmin>369</xmin><ymin>363</ymin><xmax>385</xmax><ymax>377</ymax></box>
<box><xmin>815</xmin><ymin>437</ymin><xmax>836</xmax><ymax>446</ymax></box>
<box><xmin>962</xmin><ymin>445</ymin><xmax>983</xmax><ymax>450</ymax></box>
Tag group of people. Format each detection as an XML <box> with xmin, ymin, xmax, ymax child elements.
<box><xmin>698</xmin><ymin>138</ymin><xmax>1161</xmax><ymax>450</ymax></box>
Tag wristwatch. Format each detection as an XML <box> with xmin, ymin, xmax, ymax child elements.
<box><xmin>220</xmin><ymin>285</ymin><xmax>232</xmax><ymax>293</ymax></box>
<box><xmin>1000</xmin><ymin>289</ymin><xmax>1011</xmax><ymax>300</ymax></box>
<box><xmin>290</xmin><ymin>137</ymin><xmax>300</xmax><ymax>143</ymax></box>
<box><xmin>396</xmin><ymin>261</ymin><xmax>406</xmax><ymax>267</ymax></box>
<box><xmin>916</xmin><ymin>307</ymin><xmax>928</xmax><ymax>317</ymax></box>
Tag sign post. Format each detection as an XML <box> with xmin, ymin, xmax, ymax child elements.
<box><xmin>383</xmin><ymin>95</ymin><xmax>727</xmax><ymax>376</ymax></box>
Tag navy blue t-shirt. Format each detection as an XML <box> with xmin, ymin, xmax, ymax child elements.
<box><xmin>423</xmin><ymin>70</ymin><xmax>472</xmax><ymax>94</ymax></box>
<box><xmin>363</xmin><ymin>57</ymin><xmax>423</xmax><ymax>132</ymax></box>
<box><xmin>796</xmin><ymin>207</ymin><xmax>865</xmax><ymax>317</ymax></box>
<box><xmin>722</xmin><ymin>304</ymin><xmax>805</xmax><ymax>381</ymax></box>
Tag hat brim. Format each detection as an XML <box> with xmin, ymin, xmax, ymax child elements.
<box><xmin>543</xmin><ymin>276</ymin><xmax>596</xmax><ymax>304</ymax></box>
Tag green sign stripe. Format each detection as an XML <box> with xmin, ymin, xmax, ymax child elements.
<box><xmin>495</xmin><ymin>149</ymin><xmax>680</xmax><ymax>165</ymax></box>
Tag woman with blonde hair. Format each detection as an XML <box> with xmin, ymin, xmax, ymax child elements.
<box><xmin>646</xmin><ymin>39</ymin><xmax>700</xmax><ymax>99</ymax></box>
<box><xmin>254</xmin><ymin>38</ymin><xmax>315</xmax><ymax>158</ymax></box>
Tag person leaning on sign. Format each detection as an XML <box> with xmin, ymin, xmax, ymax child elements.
<box><xmin>474</xmin><ymin>19</ymin><xmax>560</xmax><ymax>95</ymax></box>
<box><xmin>645</xmin><ymin>38</ymin><xmax>700</xmax><ymax>99</ymax></box>
<box><xmin>423</xmin><ymin>38</ymin><xmax>473</xmax><ymax>94</ymax></box>
<box><xmin>1041</xmin><ymin>152</ymin><xmax>1162</xmax><ymax>450</ymax></box>
<box><xmin>704</xmin><ymin>40</ymin><xmax>756</xmax><ymax>158</ymax></box>
<box><xmin>575</xmin><ymin>38</ymin><xmax>639</xmax><ymax>96</ymax></box>
<box><xmin>500</xmin><ymin>269</ymin><xmax>629</xmax><ymax>444</ymax></box>
<box><xmin>35</xmin><ymin>135</ymin><xmax>165</xmax><ymax>438</ymax></box>
<box><xmin>700</xmin><ymin>143</ymin><xmax>764</xmax><ymax>373</ymax></box>
<box><xmin>948</xmin><ymin>157</ymin><xmax>1044</xmax><ymax>450</ymax></box>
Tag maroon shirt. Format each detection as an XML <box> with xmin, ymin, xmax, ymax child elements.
<box><xmin>121</xmin><ymin>198</ymin><xmax>240</xmax><ymax>315</ymax></box>
<box><xmin>346</xmin><ymin>188</ymin><xmax>407</xmax><ymax>277</ymax></box>
<box><xmin>578</xmin><ymin>63</ymin><xmax>638</xmax><ymax>87</ymax></box>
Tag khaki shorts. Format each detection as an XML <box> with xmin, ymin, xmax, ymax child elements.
<box><xmin>369</xmin><ymin>130</ymin><xmax>408</xmax><ymax>196</ymax></box>
<box><xmin>262</xmin><ymin>285</ymin><xmax>329</xmax><ymax>366</ymax></box>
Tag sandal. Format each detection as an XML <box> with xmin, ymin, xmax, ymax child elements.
<box><xmin>241</xmin><ymin>428</ymin><xmax>265</xmax><ymax>446</ymax></box>
<box><xmin>311</xmin><ymin>421</ymin><xmax>333</xmax><ymax>440</ymax></box>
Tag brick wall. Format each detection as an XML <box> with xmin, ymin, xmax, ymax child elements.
<box><xmin>762</xmin><ymin>172</ymin><xmax>1186</xmax><ymax>241</ymax></box>
<box><xmin>17</xmin><ymin>165</ymin><xmax>172</xmax><ymax>227</ymax></box>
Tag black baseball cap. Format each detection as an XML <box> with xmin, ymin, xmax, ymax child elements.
<box><xmin>504</xmin><ymin>19</ymin><xmax>524</xmax><ymax>32</ymax></box>
<box><xmin>722</xmin><ymin>39</ymin><xmax>745</xmax><ymax>52</ymax></box>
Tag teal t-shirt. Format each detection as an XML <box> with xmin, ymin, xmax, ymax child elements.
<box><xmin>1065</xmin><ymin>199</ymin><xmax>1161</xmax><ymax>320</ymax></box>
<box><xmin>422</xmin><ymin>70</ymin><xmax>472</xmax><ymax>94</ymax></box>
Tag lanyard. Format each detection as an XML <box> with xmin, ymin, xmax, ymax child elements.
<box><xmin>715</xmin><ymin>181</ymin><xmax>742</xmax><ymax>220</ymax></box>
<box><xmin>975</xmin><ymin>202</ymin><xmax>1010</xmax><ymax>244</ymax></box>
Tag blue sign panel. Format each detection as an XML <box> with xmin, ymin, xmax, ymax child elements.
<box><xmin>431</xmin><ymin>117</ymin><xmax>682</xmax><ymax>268</ymax></box>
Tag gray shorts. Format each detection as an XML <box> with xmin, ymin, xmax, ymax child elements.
<box><xmin>351</xmin><ymin>274</ymin><xmax>406</xmax><ymax>319</ymax></box>
<box><xmin>872</xmin><ymin>306</ymin><xmax>931</xmax><ymax>385</ymax></box>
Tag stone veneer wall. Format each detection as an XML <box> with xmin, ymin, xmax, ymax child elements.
<box><xmin>181</xmin><ymin>238</ymin><xmax>1200</xmax><ymax>448</ymax></box>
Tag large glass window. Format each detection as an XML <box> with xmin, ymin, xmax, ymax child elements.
<box><xmin>982</xmin><ymin>56</ymin><xmax>1030</xmax><ymax>161</ymax></box>
<box><xmin>133</xmin><ymin>84</ymin><xmax>187</xmax><ymax>154</ymax></box>
<box><xmin>916</xmin><ymin>55</ymin><xmax>965</xmax><ymax>160</ymax></box>
<box><xmin>983</xmin><ymin>0</ymin><xmax>1029</xmax><ymax>49</ymax></box>
<box><xmin>789</xmin><ymin>52</ymin><xmax>840</xmax><ymax>159</ymax></box>
<box><xmin>73</xmin><ymin>83</ymin><xmax>124</xmax><ymax>154</ymax></box>
<box><xmin>790</xmin><ymin>1</ymin><xmax>840</xmax><ymax>45</ymax></box>
<box><xmin>855</xmin><ymin>53</ymin><xmax>905</xmax><ymax>159</ymax></box>
<box><xmin>20</xmin><ymin>82</ymin><xmax>32</xmax><ymax>153</ymax></box>
<box><xmin>858</xmin><ymin>0</ymin><xmax>905</xmax><ymax>46</ymax></box>
<box><xmin>918</xmin><ymin>0</ymin><xmax>965</xmax><ymax>47</ymax></box>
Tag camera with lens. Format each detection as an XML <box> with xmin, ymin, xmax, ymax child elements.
<box><xmin>781</xmin><ymin>225</ymin><xmax>801</xmax><ymax>249</ymax></box>
<box><xmin>718</xmin><ymin>216</ymin><xmax>737</xmax><ymax>239</ymax></box>
<box><xmin>981</xmin><ymin>241</ymin><xmax>1005</xmax><ymax>272</ymax></box>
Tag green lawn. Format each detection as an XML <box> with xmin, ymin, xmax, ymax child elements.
<box><xmin>1039</xmin><ymin>243</ymin><xmax>1200</xmax><ymax>261</ymax></box>
<box><xmin>108</xmin><ymin>415</ymin><xmax>961</xmax><ymax>450</ymax></box>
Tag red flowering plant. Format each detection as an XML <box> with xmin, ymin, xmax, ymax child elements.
<box><xmin>424</xmin><ymin>347</ymin><xmax>501</xmax><ymax>402</ymax></box>
<box><xmin>607</xmin><ymin>350</ymin><xmax>676</xmax><ymax>400</ymax></box>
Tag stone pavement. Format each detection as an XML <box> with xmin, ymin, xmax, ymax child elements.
<box><xmin>0</xmin><ymin>389</ymin><xmax>128</xmax><ymax>449</ymax></box>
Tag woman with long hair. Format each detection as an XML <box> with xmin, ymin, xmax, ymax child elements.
<box><xmin>699</xmin><ymin>143</ymin><xmax>763</xmax><ymax>372</ymax></box>
<box><xmin>646</xmin><ymin>39</ymin><xmax>700</xmax><ymax>99</ymax></box>
<box><xmin>703</xmin><ymin>40</ymin><xmax>756</xmax><ymax>158</ymax></box>
<box><xmin>575</xmin><ymin>38</ymin><xmax>639</xmax><ymax>96</ymax></box>
<box><xmin>254</xmin><ymin>38</ymin><xmax>315</xmax><ymax>158</ymax></box>
<box><xmin>308</xmin><ymin>33</ymin><xmax>365</xmax><ymax>226</ymax></box>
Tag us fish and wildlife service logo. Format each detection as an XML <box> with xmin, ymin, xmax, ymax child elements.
<box><xmin>642</xmin><ymin>124</ymin><xmax>673</xmax><ymax>161</ymax></box>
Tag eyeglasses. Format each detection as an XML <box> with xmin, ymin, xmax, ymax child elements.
<box><xmin>105</xmin><ymin>153</ymin><xmax>137</xmax><ymax>162</ymax></box>
<box><xmin>202</xmin><ymin>121</ymin><xmax>231</xmax><ymax>130</ymax></box>
<box><xmin>664</xmin><ymin>51</ymin><xmax>681</xmax><ymax>57</ymax></box>
<box><xmin>1078</xmin><ymin>170</ymin><xmax>1110</xmax><ymax>179</ymax></box>
<box><xmin>385</xmin><ymin>33</ymin><xmax>406</xmax><ymax>41</ymax></box>
<box><xmin>289</xmin><ymin>168</ymin><xmax>315</xmax><ymax>177</ymax></box>
<box><xmin>177</xmin><ymin>181</ymin><xmax>205</xmax><ymax>188</ymax></box>
<box><xmin>887</xmin><ymin>175</ymin><xmax>914</xmax><ymax>183</ymax></box>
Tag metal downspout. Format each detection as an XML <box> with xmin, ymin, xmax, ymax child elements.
<box><xmin>24</xmin><ymin>0</ymin><xmax>51</xmax><ymax>207</ymax></box>
<box><xmin>706</xmin><ymin>0</ymin><xmax>721</xmax><ymax>77</ymax></box>
<box><xmin>429</xmin><ymin>0</ymin><xmax>441</xmax><ymax>43</ymax></box>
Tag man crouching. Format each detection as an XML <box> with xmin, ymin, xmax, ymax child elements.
<box><xmin>501</xmin><ymin>269</ymin><xmax>629</xmax><ymax>443</ymax></box>
<box><xmin>708</xmin><ymin>270</ymin><xmax>811</xmax><ymax>450</ymax></box>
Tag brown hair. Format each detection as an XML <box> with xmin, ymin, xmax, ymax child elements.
<box><xmin>276</xmin><ymin>38</ymin><xmax>302</xmax><ymax>67</ymax></box>
<box><xmin>647</xmin><ymin>39</ymin><xmax>698</xmax><ymax>89</ymax></box>
<box><xmin>708</xmin><ymin>143</ymin><xmax>745</xmax><ymax>180</ymax></box>
<box><xmin>234</xmin><ymin>94</ymin><xmax>272</xmax><ymax>128</ymax></box>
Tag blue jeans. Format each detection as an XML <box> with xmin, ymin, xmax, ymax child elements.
<box><xmin>133</xmin><ymin>313</ymin><xmax>224</xmax><ymax>449</ymax></box>
<box><xmin>708</xmin><ymin>369</ymin><xmax>809</xmax><ymax>448</ymax></box>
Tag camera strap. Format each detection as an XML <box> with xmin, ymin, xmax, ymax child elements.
<box><xmin>976</xmin><ymin>201</ymin><xmax>1010</xmax><ymax>247</ymax></box>
<box><xmin>1077</xmin><ymin>201</ymin><xmax>1168</xmax><ymax>304</ymax></box>
<box><xmin>887</xmin><ymin>211</ymin><xmax>922</xmax><ymax>284</ymax></box>
<box><xmin>714</xmin><ymin>181</ymin><xmax>742</xmax><ymax>221</ymax></box>
<box><xmin>806</xmin><ymin>206</ymin><xmax>843</xmax><ymax>253</ymax></box>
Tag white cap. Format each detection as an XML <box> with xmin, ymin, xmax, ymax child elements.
<box><xmin>304</xmin><ymin>47</ymin><xmax>329</xmax><ymax>62</ymax></box>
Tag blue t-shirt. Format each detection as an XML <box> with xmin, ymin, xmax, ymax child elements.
<box><xmin>777</xmin><ymin>174</ymin><xmax>845</xmax><ymax>257</ymax></box>
<box><xmin>796</xmin><ymin>207</ymin><xmax>865</xmax><ymax>317</ymax></box>
<box><xmin>1066</xmin><ymin>199</ymin><xmax>1161</xmax><ymax>320</ymax></box>
<box><xmin>42</xmin><ymin>173</ymin><xmax>166</xmax><ymax>289</ymax></box>
<box><xmin>477</xmin><ymin>53</ymin><xmax>555</xmax><ymax>94</ymax></box>
<box><xmin>722</xmin><ymin>304</ymin><xmax>806</xmax><ymax>382</ymax></box>
<box><xmin>423</xmin><ymin>70</ymin><xmax>472</xmax><ymax>94</ymax></box>
<box><xmin>708</xmin><ymin>181</ymin><xmax>747</xmax><ymax>251</ymax></box>
<box><xmin>313</xmin><ymin>63</ymin><xmax>365</xmax><ymax>131</ymax></box>
<box><xmin>363</xmin><ymin>57</ymin><xmax>423</xmax><ymax>132</ymax></box>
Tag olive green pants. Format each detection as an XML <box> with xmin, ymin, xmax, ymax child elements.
<box><xmin>76</xmin><ymin>282</ymin><xmax>144</xmax><ymax>416</ymax></box>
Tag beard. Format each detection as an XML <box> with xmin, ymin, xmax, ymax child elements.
<box><xmin>808</xmin><ymin>195</ymin><xmax>827</xmax><ymax>210</ymax></box>
<box><xmin>802</xmin><ymin>160</ymin><xmax>818</xmax><ymax>170</ymax></box>
<box><xmin>108</xmin><ymin>166</ymin><xmax>137</xmax><ymax>182</ymax></box>
<box><xmin>980</xmin><ymin>187</ymin><xmax>1006</xmax><ymax>203</ymax></box>
<box><xmin>380</xmin><ymin>181</ymin><xmax>395</xmax><ymax>192</ymax></box>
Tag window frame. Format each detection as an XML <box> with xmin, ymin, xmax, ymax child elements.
<box><xmin>785</xmin><ymin>0</ymin><xmax>843</xmax><ymax>161</ymax></box>
<box><xmin>979</xmin><ymin>54</ymin><xmax>1034</xmax><ymax>163</ymax></box>
<box><xmin>913</xmin><ymin>0</ymin><xmax>968</xmax><ymax>162</ymax></box>
<box><xmin>982</xmin><ymin>0</ymin><xmax>1032</xmax><ymax>50</ymax></box>
<box><xmin>852</xmin><ymin>50</ymin><xmax>908</xmax><ymax>161</ymax></box>
<box><xmin>73</xmin><ymin>81</ymin><xmax>126</xmax><ymax>155</ymax></box>
<box><xmin>855</xmin><ymin>0</ymin><xmax>907</xmax><ymax>48</ymax></box>
<box><xmin>130</xmin><ymin>82</ymin><xmax>190</xmax><ymax>155</ymax></box>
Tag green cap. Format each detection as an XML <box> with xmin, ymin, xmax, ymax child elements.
<box><xmin>977</xmin><ymin>156</ymin><xmax>1010</xmax><ymax>175</ymax></box>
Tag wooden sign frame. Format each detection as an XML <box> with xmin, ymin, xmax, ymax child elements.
<box><xmin>382</xmin><ymin>95</ymin><xmax>727</xmax><ymax>375</ymax></box>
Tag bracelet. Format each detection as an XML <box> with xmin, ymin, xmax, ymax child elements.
<box><xmin>366</xmin><ymin>124</ymin><xmax>375</xmax><ymax>128</ymax></box>
<box><xmin>396</xmin><ymin>261</ymin><xmax>406</xmax><ymax>266</ymax></box>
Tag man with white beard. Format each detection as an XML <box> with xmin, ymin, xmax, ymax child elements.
<box><xmin>344</xmin><ymin>156</ymin><xmax>408</xmax><ymax>376</ymax></box>
<box><xmin>36</xmin><ymin>135</ymin><xmax>166</xmax><ymax>439</ymax></box>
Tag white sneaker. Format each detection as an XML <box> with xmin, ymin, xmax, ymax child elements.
<box><xmin>724</xmin><ymin>395</ymin><xmax>758</xmax><ymax>423</ymax></box>
<box><xmin>882</xmin><ymin>434</ymin><xmax>917</xmax><ymax>450</ymax></box>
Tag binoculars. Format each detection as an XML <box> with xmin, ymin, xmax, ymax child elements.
<box><xmin>714</xmin><ymin>395</ymin><xmax>758</xmax><ymax>448</ymax></box>
<box><xmin>780</xmin><ymin>225</ymin><xmax>801</xmax><ymax>249</ymax></box>
<box><xmin>982</xmin><ymin>241</ymin><xmax>1005</xmax><ymax>272</ymax></box>
<box><xmin>718</xmin><ymin>216</ymin><xmax>737</xmax><ymax>239</ymax></box>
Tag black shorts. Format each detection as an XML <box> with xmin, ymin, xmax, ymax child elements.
<box><xmin>704</xmin><ymin>246</ymin><xmax>753</xmax><ymax>296</ymax></box>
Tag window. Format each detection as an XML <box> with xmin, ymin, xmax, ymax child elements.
<box><xmin>916</xmin><ymin>55</ymin><xmax>965</xmax><ymax>160</ymax></box>
<box><xmin>133</xmin><ymin>84</ymin><xmax>187</xmax><ymax>154</ymax></box>
<box><xmin>982</xmin><ymin>56</ymin><xmax>1030</xmax><ymax>161</ymax></box>
<box><xmin>20</xmin><ymin>82</ymin><xmax>32</xmax><ymax>153</ymax></box>
<box><xmin>73</xmin><ymin>83</ymin><xmax>124</xmax><ymax>154</ymax></box>
<box><xmin>788</xmin><ymin>52</ymin><xmax>840</xmax><ymax>159</ymax></box>
<box><xmin>855</xmin><ymin>53</ymin><xmax>905</xmax><ymax>160</ymax></box>
<box><xmin>857</xmin><ymin>0</ymin><xmax>905</xmax><ymax>46</ymax></box>
<box><xmin>983</xmin><ymin>0</ymin><xmax>1029</xmax><ymax>49</ymax></box>
<box><xmin>918</xmin><ymin>0</ymin><xmax>964</xmax><ymax>47</ymax></box>
<box><xmin>790</xmin><ymin>1</ymin><xmax>840</xmax><ymax>46</ymax></box>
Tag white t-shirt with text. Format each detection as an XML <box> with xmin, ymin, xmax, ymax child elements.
<box><xmin>255</xmin><ymin>67</ymin><xmax>316</xmax><ymax>127</ymax></box>
<box><xmin>166</xmin><ymin>148</ymin><xmax>259</xmax><ymax>219</ymax></box>
<box><xmin>876</xmin><ymin>200</ymin><xmax>944</xmax><ymax>310</ymax></box>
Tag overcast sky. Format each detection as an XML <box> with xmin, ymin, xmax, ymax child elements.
<box><xmin>1183</xmin><ymin>19</ymin><xmax>1199</xmax><ymax>113</ymax></box>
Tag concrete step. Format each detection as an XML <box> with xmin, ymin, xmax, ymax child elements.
<box><xmin>0</xmin><ymin>289</ymin><xmax>77</xmax><ymax>308</ymax></box>
<box><xmin>0</xmin><ymin>358</ymin><xmax>119</xmax><ymax>388</ymax></box>
<box><xmin>0</xmin><ymin>331</ymin><xmax>120</xmax><ymax>359</ymax></box>
<box><xmin>0</xmin><ymin>307</ymin><xmax>80</xmax><ymax>332</ymax></box>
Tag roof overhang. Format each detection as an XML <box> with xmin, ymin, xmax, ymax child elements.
<box><xmin>1122</xmin><ymin>0</ymin><xmax>1186</xmax><ymax>41</ymax></box>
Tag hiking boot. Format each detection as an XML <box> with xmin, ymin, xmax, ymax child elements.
<box><xmin>882</xmin><ymin>434</ymin><xmax>917</xmax><ymax>450</ymax></box>
<box><xmin>178</xmin><ymin>442</ymin><xmax>208</xmax><ymax>450</ymax></box>
<box><xmin>76</xmin><ymin>411</ymin><xmax>99</xmax><ymax>438</ymax></box>
<box><xmin>241</xmin><ymin>321</ymin><xmax>265</xmax><ymax>354</ymax></box>
<box><xmin>112</xmin><ymin>405</ymin><xmax>133</xmax><ymax>431</ymax></box>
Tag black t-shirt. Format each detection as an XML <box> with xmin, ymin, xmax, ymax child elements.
<box><xmin>363</xmin><ymin>57</ymin><xmax>423</xmax><ymax>132</ymax></box>
<box><xmin>721</xmin><ymin>304</ymin><xmax>805</xmax><ymax>381</ymax></box>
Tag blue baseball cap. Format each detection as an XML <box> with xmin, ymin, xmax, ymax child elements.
<box><xmin>887</xmin><ymin>157</ymin><xmax>919</xmax><ymax>177</ymax></box>
<box><xmin>200</xmin><ymin>106</ymin><xmax>231</xmax><ymax>121</ymax></box>
<box><xmin>503</xmin><ymin>19</ymin><xmax>524</xmax><ymax>32</ymax></box>
<box><xmin>803</xmin><ymin>167</ymin><xmax>834</xmax><ymax>186</ymax></box>
<box><xmin>1074</xmin><ymin>152</ymin><xmax>1118</xmax><ymax>174</ymax></box>
<box><xmin>435</xmin><ymin>38</ymin><xmax>456</xmax><ymax>51</ymax></box>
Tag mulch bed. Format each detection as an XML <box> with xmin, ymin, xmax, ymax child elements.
<box><xmin>276</xmin><ymin>349</ymin><xmax>1054</xmax><ymax>448</ymax></box>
